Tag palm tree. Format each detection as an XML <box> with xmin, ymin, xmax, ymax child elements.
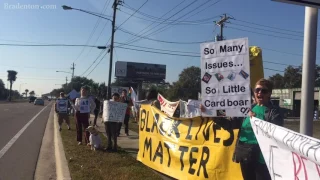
<box><xmin>25</xmin><ymin>89</ymin><xmax>29</xmax><ymax>98</ymax></box>
<box><xmin>7</xmin><ymin>70</ymin><xmax>17</xmax><ymax>101</ymax></box>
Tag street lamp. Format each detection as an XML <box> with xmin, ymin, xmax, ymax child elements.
<box><xmin>56</xmin><ymin>71</ymin><xmax>72</xmax><ymax>74</ymax></box>
<box><xmin>62</xmin><ymin>4</ymin><xmax>117</xmax><ymax>100</ymax></box>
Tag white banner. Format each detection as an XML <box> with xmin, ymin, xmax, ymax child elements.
<box><xmin>201</xmin><ymin>38</ymin><xmax>251</xmax><ymax>117</ymax></box>
<box><xmin>180</xmin><ymin>100</ymin><xmax>202</xmax><ymax>118</ymax></box>
<box><xmin>103</xmin><ymin>100</ymin><xmax>127</xmax><ymax>122</ymax></box>
<box><xmin>157</xmin><ymin>93</ymin><xmax>179</xmax><ymax>117</ymax></box>
<box><xmin>251</xmin><ymin>117</ymin><xmax>320</xmax><ymax>180</ymax></box>
<box><xmin>56</xmin><ymin>99</ymin><xmax>68</xmax><ymax>113</ymax></box>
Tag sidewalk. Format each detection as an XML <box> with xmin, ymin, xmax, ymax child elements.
<box><xmin>90</xmin><ymin>115</ymin><xmax>175</xmax><ymax>180</ymax></box>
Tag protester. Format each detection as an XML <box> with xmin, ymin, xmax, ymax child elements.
<box><xmin>118</xmin><ymin>89</ymin><xmax>132</xmax><ymax>136</ymax></box>
<box><xmin>234</xmin><ymin>78</ymin><xmax>283</xmax><ymax>180</ymax></box>
<box><xmin>92</xmin><ymin>97</ymin><xmax>101</xmax><ymax>127</ymax></box>
<box><xmin>104</xmin><ymin>93</ymin><xmax>121</xmax><ymax>152</ymax></box>
<box><xmin>74</xmin><ymin>86</ymin><xmax>96</xmax><ymax>146</ymax></box>
<box><xmin>146</xmin><ymin>89</ymin><xmax>160</xmax><ymax>109</ymax></box>
<box><xmin>54</xmin><ymin>92</ymin><xmax>71</xmax><ymax>131</ymax></box>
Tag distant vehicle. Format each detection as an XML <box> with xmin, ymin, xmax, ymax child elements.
<box><xmin>48</xmin><ymin>98</ymin><xmax>51</xmax><ymax>101</ymax></box>
<box><xmin>34</xmin><ymin>98</ymin><xmax>44</xmax><ymax>106</ymax></box>
<box><xmin>29</xmin><ymin>96</ymin><xmax>36</xmax><ymax>103</ymax></box>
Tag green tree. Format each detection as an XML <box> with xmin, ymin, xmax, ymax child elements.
<box><xmin>268</xmin><ymin>73</ymin><xmax>285</xmax><ymax>89</ymax></box>
<box><xmin>283</xmin><ymin>65</ymin><xmax>302</xmax><ymax>88</ymax></box>
<box><xmin>7</xmin><ymin>70</ymin><xmax>18</xmax><ymax>101</ymax></box>
<box><xmin>25</xmin><ymin>89</ymin><xmax>29</xmax><ymax>98</ymax></box>
<box><xmin>62</xmin><ymin>76</ymin><xmax>96</xmax><ymax>93</ymax></box>
<box><xmin>167</xmin><ymin>66</ymin><xmax>201</xmax><ymax>101</ymax></box>
<box><xmin>29</xmin><ymin>90</ymin><xmax>35</xmax><ymax>96</ymax></box>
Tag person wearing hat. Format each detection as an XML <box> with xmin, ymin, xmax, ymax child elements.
<box><xmin>54</xmin><ymin>92</ymin><xmax>71</xmax><ymax>131</ymax></box>
<box><xmin>74</xmin><ymin>86</ymin><xmax>96</xmax><ymax>146</ymax></box>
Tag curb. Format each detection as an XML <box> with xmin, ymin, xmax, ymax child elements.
<box><xmin>34</xmin><ymin>105</ymin><xmax>56</xmax><ymax>180</ymax></box>
<box><xmin>54</xmin><ymin>112</ymin><xmax>72</xmax><ymax>180</ymax></box>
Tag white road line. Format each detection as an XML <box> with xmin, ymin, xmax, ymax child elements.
<box><xmin>0</xmin><ymin>105</ymin><xmax>49</xmax><ymax>159</ymax></box>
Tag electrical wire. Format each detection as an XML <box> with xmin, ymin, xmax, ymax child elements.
<box><xmin>86</xmin><ymin>52</ymin><xmax>108</xmax><ymax>77</ymax></box>
<box><xmin>72</xmin><ymin>0</ymin><xmax>111</xmax><ymax>63</ymax></box>
<box><xmin>81</xmin><ymin>50</ymin><xmax>106</xmax><ymax>76</ymax></box>
<box><xmin>116</xmin><ymin>0</ymin><xmax>149</xmax><ymax>30</ymax></box>
<box><xmin>0</xmin><ymin>43</ymin><xmax>106</xmax><ymax>47</ymax></box>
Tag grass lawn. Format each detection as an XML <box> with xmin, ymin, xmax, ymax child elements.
<box><xmin>60</xmin><ymin>117</ymin><xmax>162</xmax><ymax>180</ymax></box>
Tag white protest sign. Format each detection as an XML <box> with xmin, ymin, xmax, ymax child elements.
<box><xmin>201</xmin><ymin>38</ymin><xmax>251</xmax><ymax>117</ymax></box>
<box><xmin>251</xmin><ymin>117</ymin><xmax>320</xmax><ymax>180</ymax></box>
<box><xmin>180</xmin><ymin>100</ymin><xmax>202</xmax><ymax>118</ymax></box>
<box><xmin>79</xmin><ymin>99</ymin><xmax>90</xmax><ymax>113</ymax></box>
<box><xmin>56</xmin><ymin>99</ymin><xmax>68</xmax><ymax>113</ymax></box>
<box><xmin>103</xmin><ymin>100</ymin><xmax>127</xmax><ymax>122</ymax></box>
<box><xmin>157</xmin><ymin>93</ymin><xmax>179</xmax><ymax>117</ymax></box>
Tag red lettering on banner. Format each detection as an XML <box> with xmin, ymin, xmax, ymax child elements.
<box><xmin>292</xmin><ymin>152</ymin><xmax>302</xmax><ymax>180</ymax></box>
<box><xmin>292</xmin><ymin>152</ymin><xmax>309</xmax><ymax>180</ymax></box>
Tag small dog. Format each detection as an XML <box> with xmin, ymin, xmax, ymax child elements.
<box><xmin>86</xmin><ymin>126</ymin><xmax>101</xmax><ymax>151</ymax></box>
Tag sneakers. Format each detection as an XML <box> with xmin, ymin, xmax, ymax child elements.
<box><xmin>125</xmin><ymin>133</ymin><xmax>129</xmax><ymax>136</ymax></box>
<box><xmin>78</xmin><ymin>142</ymin><xmax>82</xmax><ymax>145</ymax></box>
<box><xmin>68</xmin><ymin>126</ymin><xmax>71</xmax><ymax>130</ymax></box>
<box><xmin>59</xmin><ymin>127</ymin><xmax>62</xmax><ymax>131</ymax></box>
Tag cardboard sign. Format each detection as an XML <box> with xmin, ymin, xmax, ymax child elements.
<box><xmin>103</xmin><ymin>100</ymin><xmax>127</xmax><ymax>122</ymax></box>
<box><xmin>111</xmin><ymin>86</ymin><xmax>129</xmax><ymax>95</ymax></box>
<box><xmin>157</xmin><ymin>93</ymin><xmax>179</xmax><ymax>117</ymax></box>
<box><xmin>251</xmin><ymin>117</ymin><xmax>320</xmax><ymax>180</ymax></box>
<box><xmin>201</xmin><ymin>38</ymin><xmax>251</xmax><ymax>117</ymax></box>
<box><xmin>180</xmin><ymin>100</ymin><xmax>202</xmax><ymax>118</ymax></box>
<box><xmin>56</xmin><ymin>99</ymin><xmax>68</xmax><ymax>113</ymax></box>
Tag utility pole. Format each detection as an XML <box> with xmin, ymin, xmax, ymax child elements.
<box><xmin>107</xmin><ymin>0</ymin><xmax>122</xmax><ymax>100</ymax></box>
<box><xmin>71</xmin><ymin>63</ymin><xmax>75</xmax><ymax>79</ymax></box>
<box><xmin>65</xmin><ymin>76</ymin><xmax>68</xmax><ymax>86</ymax></box>
<box><xmin>214</xmin><ymin>14</ymin><xmax>232</xmax><ymax>41</ymax></box>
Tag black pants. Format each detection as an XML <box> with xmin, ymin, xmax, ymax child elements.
<box><xmin>118</xmin><ymin>115</ymin><xmax>130</xmax><ymax>135</ymax></box>
<box><xmin>240</xmin><ymin>158</ymin><xmax>271</xmax><ymax>180</ymax></box>
<box><xmin>75</xmin><ymin>112</ymin><xmax>90</xmax><ymax>144</ymax></box>
<box><xmin>93</xmin><ymin>110</ymin><xmax>99</xmax><ymax>125</ymax></box>
<box><xmin>105</xmin><ymin>122</ymin><xmax>118</xmax><ymax>151</ymax></box>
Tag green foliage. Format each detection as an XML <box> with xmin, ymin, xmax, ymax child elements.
<box><xmin>166</xmin><ymin>66</ymin><xmax>201</xmax><ymax>101</ymax></box>
<box><xmin>7</xmin><ymin>70</ymin><xmax>18</xmax><ymax>101</ymax></box>
<box><xmin>29</xmin><ymin>90</ymin><xmax>35</xmax><ymax>96</ymax></box>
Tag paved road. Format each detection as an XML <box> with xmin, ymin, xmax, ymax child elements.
<box><xmin>0</xmin><ymin>101</ymin><xmax>52</xmax><ymax>180</ymax></box>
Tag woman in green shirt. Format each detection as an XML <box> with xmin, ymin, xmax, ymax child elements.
<box><xmin>235</xmin><ymin>78</ymin><xmax>283</xmax><ymax>180</ymax></box>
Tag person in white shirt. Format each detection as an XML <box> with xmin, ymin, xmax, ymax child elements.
<box><xmin>74</xmin><ymin>86</ymin><xmax>96</xmax><ymax>146</ymax></box>
<box><xmin>54</xmin><ymin>92</ymin><xmax>71</xmax><ymax>131</ymax></box>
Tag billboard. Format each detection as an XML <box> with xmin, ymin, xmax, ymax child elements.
<box><xmin>115</xmin><ymin>61</ymin><xmax>166</xmax><ymax>80</ymax></box>
<box><xmin>272</xmin><ymin>0</ymin><xmax>320</xmax><ymax>8</ymax></box>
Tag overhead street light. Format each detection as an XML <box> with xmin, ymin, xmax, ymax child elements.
<box><xmin>62</xmin><ymin>5</ymin><xmax>113</xmax><ymax>22</ymax></box>
<box><xmin>56</xmin><ymin>71</ymin><xmax>72</xmax><ymax>74</ymax></box>
<box><xmin>62</xmin><ymin>3</ymin><xmax>119</xmax><ymax>100</ymax></box>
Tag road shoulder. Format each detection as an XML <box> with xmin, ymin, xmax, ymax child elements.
<box><xmin>34</xmin><ymin>105</ymin><xmax>56</xmax><ymax>180</ymax></box>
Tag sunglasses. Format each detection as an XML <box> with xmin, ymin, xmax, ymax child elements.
<box><xmin>254</xmin><ymin>88</ymin><xmax>269</xmax><ymax>94</ymax></box>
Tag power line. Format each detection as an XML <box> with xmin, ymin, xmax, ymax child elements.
<box><xmin>264</xmin><ymin>68</ymin><xmax>285</xmax><ymax>73</ymax></box>
<box><xmin>86</xmin><ymin>52</ymin><xmax>108</xmax><ymax>77</ymax></box>
<box><xmin>73</xmin><ymin>0</ymin><xmax>111</xmax><ymax>63</ymax></box>
<box><xmin>120</xmin><ymin>0</ymin><xmax>193</xmax><ymax>46</ymax></box>
<box><xmin>116</xmin><ymin>0</ymin><xmax>149</xmax><ymax>30</ymax></box>
<box><xmin>227</xmin><ymin>26</ymin><xmax>303</xmax><ymax>41</ymax></box>
<box><xmin>0</xmin><ymin>64</ymin><xmax>69</xmax><ymax>69</ymax></box>
<box><xmin>0</xmin><ymin>43</ymin><xmax>107</xmax><ymax>48</ymax></box>
<box><xmin>81</xmin><ymin>50</ymin><xmax>106</xmax><ymax>76</ymax></box>
<box><xmin>118</xmin><ymin>28</ymin><xmax>207</xmax><ymax>44</ymax></box>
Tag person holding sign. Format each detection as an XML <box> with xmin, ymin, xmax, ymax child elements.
<box><xmin>54</xmin><ymin>92</ymin><xmax>71</xmax><ymax>131</ymax></box>
<box><xmin>234</xmin><ymin>78</ymin><xmax>283</xmax><ymax>180</ymax></box>
<box><xmin>74</xmin><ymin>86</ymin><xmax>96</xmax><ymax>146</ymax></box>
<box><xmin>104</xmin><ymin>93</ymin><xmax>121</xmax><ymax>152</ymax></box>
<box><xmin>118</xmin><ymin>89</ymin><xmax>132</xmax><ymax>136</ymax></box>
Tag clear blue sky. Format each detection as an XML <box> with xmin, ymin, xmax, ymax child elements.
<box><xmin>0</xmin><ymin>0</ymin><xmax>316</xmax><ymax>96</ymax></box>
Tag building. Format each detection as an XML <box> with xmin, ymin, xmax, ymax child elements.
<box><xmin>271</xmin><ymin>88</ymin><xmax>320</xmax><ymax>117</ymax></box>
